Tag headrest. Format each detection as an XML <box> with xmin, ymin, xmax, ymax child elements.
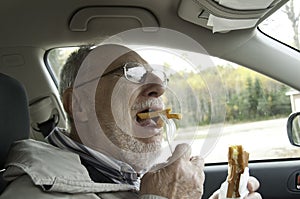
<box><xmin>0</xmin><ymin>73</ymin><xmax>30</xmax><ymax>170</ymax></box>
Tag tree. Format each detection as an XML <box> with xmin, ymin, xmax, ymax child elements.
<box><xmin>284</xmin><ymin>0</ymin><xmax>300</xmax><ymax>49</ymax></box>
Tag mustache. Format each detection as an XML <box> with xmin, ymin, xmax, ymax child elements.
<box><xmin>131</xmin><ymin>97</ymin><xmax>164</xmax><ymax>111</ymax></box>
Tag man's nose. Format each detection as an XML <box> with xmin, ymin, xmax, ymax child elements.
<box><xmin>142</xmin><ymin>73</ymin><xmax>166</xmax><ymax>97</ymax></box>
<box><xmin>142</xmin><ymin>83</ymin><xmax>165</xmax><ymax>97</ymax></box>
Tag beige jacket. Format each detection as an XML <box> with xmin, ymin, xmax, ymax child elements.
<box><xmin>0</xmin><ymin>139</ymin><xmax>166</xmax><ymax>199</ymax></box>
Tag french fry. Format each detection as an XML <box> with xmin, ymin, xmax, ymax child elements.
<box><xmin>137</xmin><ymin>108</ymin><xmax>182</xmax><ymax>120</ymax></box>
<box><xmin>227</xmin><ymin>145</ymin><xmax>249</xmax><ymax>198</ymax></box>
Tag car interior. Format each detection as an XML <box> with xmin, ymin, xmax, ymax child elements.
<box><xmin>0</xmin><ymin>73</ymin><xmax>30</xmax><ymax>192</ymax></box>
<box><xmin>1</xmin><ymin>0</ymin><xmax>300</xmax><ymax>198</ymax></box>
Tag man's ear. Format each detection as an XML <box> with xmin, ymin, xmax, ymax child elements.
<box><xmin>62</xmin><ymin>88</ymin><xmax>73</xmax><ymax>118</ymax></box>
<box><xmin>63</xmin><ymin>87</ymin><xmax>88</xmax><ymax>122</ymax></box>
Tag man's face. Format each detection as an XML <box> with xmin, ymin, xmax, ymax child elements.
<box><xmin>94</xmin><ymin>50</ymin><xmax>166</xmax><ymax>156</ymax></box>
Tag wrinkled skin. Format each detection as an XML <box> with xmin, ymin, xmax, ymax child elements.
<box><xmin>140</xmin><ymin>144</ymin><xmax>205</xmax><ymax>199</ymax></box>
<box><xmin>140</xmin><ymin>143</ymin><xmax>262</xmax><ymax>199</ymax></box>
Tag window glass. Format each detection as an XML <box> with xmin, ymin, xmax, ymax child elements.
<box><xmin>259</xmin><ymin>0</ymin><xmax>300</xmax><ymax>50</ymax></box>
<box><xmin>205</xmin><ymin>58</ymin><xmax>300</xmax><ymax>163</ymax></box>
<box><xmin>47</xmin><ymin>47</ymin><xmax>79</xmax><ymax>83</ymax></box>
<box><xmin>47</xmin><ymin>47</ymin><xmax>300</xmax><ymax>163</ymax></box>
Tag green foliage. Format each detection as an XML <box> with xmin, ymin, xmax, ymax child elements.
<box><xmin>168</xmin><ymin>65</ymin><xmax>292</xmax><ymax>127</ymax></box>
<box><xmin>221</xmin><ymin>66</ymin><xmax>291</xmax><ymax>123</ymax></box>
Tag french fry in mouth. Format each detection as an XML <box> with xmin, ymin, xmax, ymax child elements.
<box><xmin>137</xmin><ymin>108</ymin><xmax>182</xmax><ymax>120</ymax></box>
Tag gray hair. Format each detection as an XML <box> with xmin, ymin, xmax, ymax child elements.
<box><xmin>59</xmin><ymin>45</ymin><xmax>93</xmax><ymax>97</ymax></box>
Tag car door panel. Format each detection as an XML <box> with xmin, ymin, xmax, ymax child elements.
<box><xmin>203</xmin><ymin>160</ymin><xmax>300</xmax><ymax>199</ymax></box>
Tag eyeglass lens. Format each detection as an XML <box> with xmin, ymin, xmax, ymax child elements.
<box><xmin>124</xmin><ymin>62</ymin><xmax>167</xmax><ymax>85</ymax></box>
<box><xmin>125</xmin><ymin>64</ymin><xmax>147</xmax><ymax>83</ymax></box>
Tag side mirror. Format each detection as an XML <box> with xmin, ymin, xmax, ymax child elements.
<box><xmin>287</xmin><ymin>112</ymin><xmax>300</xmax><ymax>147</ymax></box>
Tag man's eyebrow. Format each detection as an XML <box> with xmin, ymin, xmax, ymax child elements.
<box><xmin>102</xmin><ymin>64</ymin><xmax>125</xmax><ymax>77</ymax></box>
<box><xmin>74</xmin><ymin>64</ymin><xmax>126</xmax><ymax>88</ymax></box>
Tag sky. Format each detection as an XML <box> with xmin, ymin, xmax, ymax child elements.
<box><xmin>259</xmin><ymin>0</ymin><xmax>300</xmax><ymax>49</ymax></box>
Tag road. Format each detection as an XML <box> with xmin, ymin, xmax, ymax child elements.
<box><xmin>171</xmin><ymin>118</ymin><xmax>300</xmax><ymax>163</ymax></box>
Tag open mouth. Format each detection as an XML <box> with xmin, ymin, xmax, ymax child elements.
<box><xmin>136</xmin><ymin>109</ymin><xmax>163</xmax><ymax>128</ymax></box>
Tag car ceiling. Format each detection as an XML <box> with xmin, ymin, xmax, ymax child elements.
<box><xmin>0</xmin><ymin>0</ymin><xmax>300</xmax><ymax>102</ymax></box>
<box><xmin>0</xmin><ymin>0</ymin><xmax>286</xmax><ymax>51</ymax></box>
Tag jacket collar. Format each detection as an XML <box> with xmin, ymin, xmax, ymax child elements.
<box><xmin>3</xmin><ymin>139</ymin><xmax>136</xmax><ymax>193</ymax></box>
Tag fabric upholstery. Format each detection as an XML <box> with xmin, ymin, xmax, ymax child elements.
<box><xmin>0</xmin><ymin>73</ymin><xmax>30</xmax><ymax>193</ymax></box>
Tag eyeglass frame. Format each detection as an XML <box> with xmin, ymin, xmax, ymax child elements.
<box><xmin>101</xmin><ymin>62</ymin><xmax>168</xmax><ymax>86</ymax></box>
<box><xmin>73</xmin><ymin>62</ymin><xmax>168</xmax><ymax>89</ymax></box>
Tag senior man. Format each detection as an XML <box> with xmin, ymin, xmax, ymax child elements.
<box><xmin>0</xmin><ymin>44</ymin><xmax>261</xmax><ymax>199</ymax></box>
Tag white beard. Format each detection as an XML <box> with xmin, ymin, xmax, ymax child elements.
<box><xmin>106</xmin><ymin>122</ymin><xmax>163</xmax><ymax>172</ymax></box>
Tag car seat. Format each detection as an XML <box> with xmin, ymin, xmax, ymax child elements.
<box><xmin>0</xmin><ymin>73</ymin><xmax>30</xmax><ymax>193</ymax></box>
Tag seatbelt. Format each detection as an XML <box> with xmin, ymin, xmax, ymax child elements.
<box><xmin>33</xmin><ymin>114</ymin><xmax>59</xmax><ymax>137</ymax></box>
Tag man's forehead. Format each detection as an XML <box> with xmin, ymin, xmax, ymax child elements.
<box><xmin>75</xmin><ymin>44</ymin><xmax>147</xmax><ymax>87</ymax></box>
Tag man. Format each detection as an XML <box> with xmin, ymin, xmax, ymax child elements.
<box><xmin>0</xmin><ymin>44</ymin><xmax>261</xmax><ymax>199</ymax></box>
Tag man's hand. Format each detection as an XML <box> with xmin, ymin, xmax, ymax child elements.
<box><xmin>140</xmin><ymin>143</ymin><xmax>205</xmax><ymax>199</ymax></box>
<box><xmin>208</xmin><ymin>176</ymin><xmax>262</xmax><ymax>199</ymax></box>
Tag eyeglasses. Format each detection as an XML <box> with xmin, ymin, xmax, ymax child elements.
<box><xmin>74</xmin><ymin>62</ymin><xmax>168</xmax><ymax>89</ymax></box>
<box><xmin>102</xmin><ymin>62</ymin><xmax>168</xmax><ymax>86</ymax></box>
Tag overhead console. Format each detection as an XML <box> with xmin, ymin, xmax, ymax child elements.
<box><xmin>178</xmin><ymin>0</ymin><xmax>288</xmax><ymax>33</ymax></box>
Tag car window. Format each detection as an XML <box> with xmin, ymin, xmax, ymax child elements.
<box><xmin>47</xmin><ymin>47</ymin><xmax>80</xmax><ymax>83</ymax></box>
<box><xmin>46</xmin><ymin>47</ymin><xmax>300</xmax><ymax>163</ymax></box>
<box><xmin>206</xmin><ymin>58</ymin><xmax>300</xmax><ymax>163</ymax></box>
<box><xmin>259</xmin><ymin>0</ymin><xmax>300</xmax><ymax>51</ymax></box>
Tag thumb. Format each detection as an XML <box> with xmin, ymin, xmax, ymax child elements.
<box><xmin>247</xmin><ymin>176</ymin><xmax>260</xmax><ymax>192</ymax></box>
<box><xmin>168</xmin><ymin>143</ymin><xmax>191</xmax><ymax>163</ymax></box>
<box><xmin>150</xmin><ymin>143</ymin><xmax>192</xmax><ymax>172</ymax></box>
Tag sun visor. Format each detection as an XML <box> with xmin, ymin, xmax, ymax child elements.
<box><xmin>178</xmin><ymin>0</ymin><xmax>288</xmax><ymax>33</ymax></box>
